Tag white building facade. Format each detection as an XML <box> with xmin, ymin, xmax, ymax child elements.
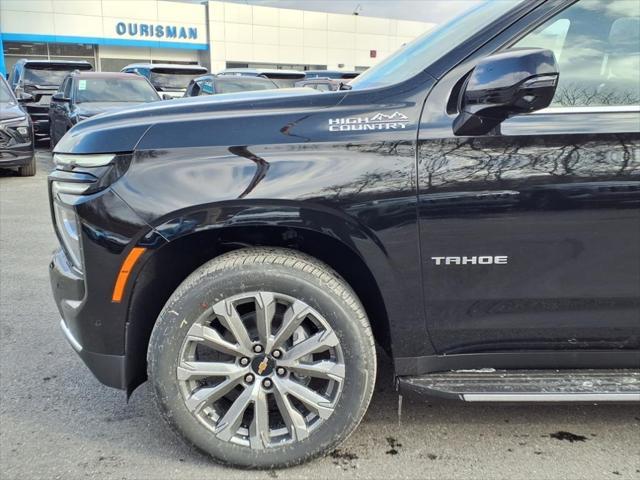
<box><xmin>0</xmin><ymin>0</ymin><xmax>435</xmax><ymax>75</ymax></box>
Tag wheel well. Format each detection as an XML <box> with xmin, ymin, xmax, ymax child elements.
<box><xmin>125</xmin><ymin>226</ymin><xmax>391</xmax><ymax>392</ymax></box>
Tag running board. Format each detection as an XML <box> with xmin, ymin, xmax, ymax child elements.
<box><xmin>397</xmin><ymin>369</ymin><xmax>640</xmax><ymax>402</ymax></box>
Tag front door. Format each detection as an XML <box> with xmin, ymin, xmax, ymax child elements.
<box><xmin>418</xmin><ymin>0</ymin><xmax>640</xmax><ymax>355</ymax></box>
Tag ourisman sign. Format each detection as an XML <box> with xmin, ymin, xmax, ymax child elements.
<box><xmin>115</xmin><ymin>22</ymin><xmax>198</xmax><ymax>40</ymax></box>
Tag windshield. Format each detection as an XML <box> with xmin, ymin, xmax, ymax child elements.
<box><xmin>215</xmin><ymin>78</ymin><xmax>276</xmax><ymax>94</ymax></box>
<box><xmin>350</xmin><ymin>0</ymin><xmax>524</xmax><ymax>90</ymax></box>
<box><xmin>76</xmin><ymin>78</ymin><xmax>159</xmax><ymax>103</ymax></box>
<box><xmin>150</xmin><ymin>70</ymin><xmax>204</xmax><ymax>90</ymax></box>
<box><xmin>24</xmin><ymin>66</ymin><xmax>90</xmax><ymax>87</ymax></box>
<box><xmin>0</xmin><ymin>79</ymin><xmax>15</xmax><ymax>103</ymax></box>
<box><xmin>268</xmin><ymin>78</ymin><xmax>303</xmax><ymax>88</ymax></box>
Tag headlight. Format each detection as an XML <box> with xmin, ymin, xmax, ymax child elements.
<box><xmin>16</xmin><ymin>126</ymin><xmax>29</xmax><ymax>137</ymax></box>
<box><xmin>51</xmin><ymin>182</ymin><xmax>83</xmax><ymax>270</ymax></box>
<box><xmin>54</xmin><ymin>153</ymin><xmax>115</xmax><ymax>168</ymax></box>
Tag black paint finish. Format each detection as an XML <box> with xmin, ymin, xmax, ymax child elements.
<box><xmin>48</xmin><ymin>0</ymin><xmax>639</xmax><ymax>391</ymax></box>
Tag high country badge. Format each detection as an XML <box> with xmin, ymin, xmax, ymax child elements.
<box><xmin>328</xmin><ymin>112</ymin><xmax>409</xmax><ymax>132</ymax></box>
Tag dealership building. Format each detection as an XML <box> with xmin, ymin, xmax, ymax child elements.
<box><xmin>0</xmin><ymin>0</ymin><xmax>435</xmax><ymax>76</ymax></box>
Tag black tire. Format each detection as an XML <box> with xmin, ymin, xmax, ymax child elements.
<box><xmin>18</xmin><ymin>154</ymin><xmax>36</xmax><ymax>177</ymax></box>
<box><xmin>147</xmin><ymin>248</ymin><xmax>376</xmax><ymax>469</ymax></box>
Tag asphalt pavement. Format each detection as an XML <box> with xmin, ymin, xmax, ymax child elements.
<box><xmin>1</xmin><ymin>151</ymin><xmax>639</xmax><ymax>479</ymax></box>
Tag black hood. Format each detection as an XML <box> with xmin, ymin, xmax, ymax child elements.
<box><xmin>55</xmin><ymin>88</ymin><xmax>344</xmax><ymax>154</ymax></box>
<box><xmin>0</xmin><ymin>102</ymin><xmax>28</xmax><ymax>123</ymax></box>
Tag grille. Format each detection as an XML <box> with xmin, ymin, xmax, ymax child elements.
<box><xmin>0</xmin><ymin>130</ymin><xmax>12</xmax><ymax>148</ymax></box>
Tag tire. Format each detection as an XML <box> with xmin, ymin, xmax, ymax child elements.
<box><xmin>148</xmin><ymin>247</ymin><xmax>376</xmax><ymax>469</ymax></box>
<box><xmin>18</xmin><ymin>154</ymin><xmax>36</xmax><ymax>177</ymax></box>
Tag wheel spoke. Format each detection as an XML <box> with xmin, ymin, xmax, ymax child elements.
<box><xmin>183</xmin><ymin>376</ymin><xmax>243</xmax><ymax>413</ymax></box>
<box><xmin>215</xmin><ymin>384</ymin><xmax>254</xmax><ymax>442</ymax></box>
<box><xmin>272</xmin><ymin>380</ymin><xmax>309</xmax><ymax>441</ymax></box>
<box><xmin>281</xmin><ymin>360</ymin><xmax>345</xmax><ymax>382</ymax></box>
<box><xmin>249</xmin><ymin>387</ymin><xmax>270</xmax><ymax>449</ymax></box>
<box><xmin>187</xmin><ymin>323</ymin><xmax>250</xmax><ymax>357</ymax></box>
<box><xmin>212</xmin><ymin>300</ymin><xmax>253</xmax><ymax>352</ymax></box>
<box><xmin>271</xmin><ymin>300</ymin><xmax>312</xmax><ymax>350</ymax></box>
<box><xmin>177</xmin><ymin>360</ymin><xmax>245</xmax><ymax>380</ymax></box>
<box><xmin>276</xmin><ymin>377</ymin><xmax>335</xmax><ymax>420</ymax></box>
<box><xmin>254</xmin><ymin>292</ymin><xmax>277</xmax><ymax>348</ymax></box>
<box><xmin>281</xmin><ymin>329</ymin><xmax>339</xmax><ymax>362</ymax></box>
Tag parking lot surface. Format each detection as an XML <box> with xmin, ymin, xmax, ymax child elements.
<box><xmin>1</xmin><ymin>151</ymin><xmax>639</xmax><ymax>480</ymax></box>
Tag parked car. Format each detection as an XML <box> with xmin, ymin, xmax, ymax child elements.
<box><xmin>121</xmin><ymin>63</ymin><xmax>208</xmax><ymax>98</ymax></box>
<box><xmin>295</xmin><ymin>78</ymin><xmax>341</xmax><ymax>91</ymax></box>
<box><xmin>0</xmin><ymin>76</ymin><xmax>35</xmax><ymax>176</ymax></box>
<box><xmin>8</xmin><ymin>59</ymin><xmax>92</xmax><ymax>142</ymax></box>
<box><xmin>218</xmin><ymin>68</ymin><xmax>306</xmax><ymax>88</ymax></box>
<box><xmin>49</xmin><ymin>0</ymin><xmax>639</xmax><ymax>470</ymax></box>
<box><xmin>184</xmin><ymin>74</ymin><xmax>279</xmax><ymax>97</ymax></box>
<box><xmin>304</xmin><ymin>70</ymin><xmax>360</xmax><ymax>80</ymax></box>
<box><xmin>48</xmin><ymin>72</ymin><xmax>161</xmax><ymax>148</ymax></box>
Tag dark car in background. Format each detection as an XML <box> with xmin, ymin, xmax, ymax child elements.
<box><xmin>8</xmin><ymin>59</ymin><xmax>93</xmax><ymax>142</ymax></box>
<box><xmin>304</xmin><ymin>70</ymin><xmax>360</xmax><ymax>80</ymax></box>
<box><xmin>295</xmin><ymin>78</ymin><xmax>341</xmax><ymax>91</ymax></box>
<box><xmin>121</xmin><ymin>63</ymin><xmax>208</xmax><ymax>98</ymax></box>
<box><xmin>184</xmin><ymin>74</ymin><xmax>279</xmax><ymax>97</ymax></box>
<box><xmin>218</xmin><ymin>68</ymin><xmax>306</xmax><ymax>88</ymax></box>
<box><xmin>0</xmin><ymin>76</ymin><xmax>35</xmax><ymax>176</ymax></box>
<box><xmin>49</xmin><ymin>72</ymin><xmax>160</xmax><ymax>148</ymax></box>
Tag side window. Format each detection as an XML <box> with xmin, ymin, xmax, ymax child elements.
<box><xmin>515</xmin><ymin>0</ymin><xmax>640</xmax><ymax>107</ymax></box>
<box><xmin>200</xmin><ymin>79</ymin><xmax>214</xmax><ymax>95</ymax></box>
<box><xmin>64</xmin><ymin>78</ymin><xmax>73</xmax><ymax>98</ymax></box>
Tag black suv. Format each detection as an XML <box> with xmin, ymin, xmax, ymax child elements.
<box><xmin>0</xmin><ymin>76</ymin><xmax>35</xmax><ymax>176</ymax></box>
<box><xmin>49</xmin><ymin>72</ymin><xmax>160</xmax><ymax>148</ymax></box>
<box><xmin>9</xmin><ymin>59</ymin><xmax>93</xmax><ymax>142</ymax></box>
<box><xmin>49</xmin><ymin>0</ymin><xmax>639</xmax><ymax>469</ymax></box>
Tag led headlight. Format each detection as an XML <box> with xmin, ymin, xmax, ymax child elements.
<box><xmin>52</xmin><ymin>188</ymin><xmax>82</xmax><ymax>270</ymax></box>
<box><xmin>54</xmin><ymin>153</ymin><xmax>115</xmax><ymax>168</ymax></box>
<box><xmin>16</xmin><ymin>126</ymin><xmax>29</xmax><ymax>137</ymax></box>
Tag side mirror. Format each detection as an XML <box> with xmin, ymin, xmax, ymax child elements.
<box><xmin>453</xmin><ymin>48</ymin><xmax>559</xmax><ymax>136</ymax></box>
<box><xmin>17</xmin><ymin>91</ymin><xmax>35</xmax><ymax>103</ymax></box>
<box><xmin>162</xmin><ymin>94</ymin><xmax>173</xmax><ymax>100</ymax></box>
<box><xmin>51</xmin><ymin>92</ymin><xmax>71</xmax><ymax>103</ymax></box>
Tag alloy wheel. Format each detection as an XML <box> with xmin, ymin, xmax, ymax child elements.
<box><xmin>177</xmin><ymin>292</ymin><xmax>345</xmax><ymax>449</ymax></box>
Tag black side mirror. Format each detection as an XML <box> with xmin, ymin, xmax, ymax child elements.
<box><xmin>453</xmin><ymin>48</ymin><xmax>559</xmax><ymax>136</ymax></box>
<box><xmin>51</xmin><ymin>92</ymin><xmax>71</xmax><ymax>103</ymax></box>
<box><xmin>17</xmin><ymin>91</ymin><xmax>35</xmax><ymax>103</ymax></box>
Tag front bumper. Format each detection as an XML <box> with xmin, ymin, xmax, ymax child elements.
<box><xmin>50</xmin><ymin>248</ymin><xmax>128</xmax><ymax>389</ymax></box>
<box><xmin>0</xmin><ymin>143</ymin><xmax>34</xmax><ymax>168</ymax></box>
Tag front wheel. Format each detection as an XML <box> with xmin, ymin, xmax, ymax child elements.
<box><xmin>148</xmin><ymin>248</ymin><xmax>377</xmax><ymax>469</ymax></box>
<box><xmin>18</xmin><ymin>154</ymin><xmax>36</xmax><ymax>177</ymax></box>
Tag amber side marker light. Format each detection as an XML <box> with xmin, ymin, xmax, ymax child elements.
<box><xmin>112</xmin><ymin>247</ymin><xmax>146</xmax><ymax>303</ymax></box>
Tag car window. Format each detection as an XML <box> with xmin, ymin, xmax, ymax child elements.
<box><xmin>0</xmin><ymin>79</ymin><xmax>15</xmax><ymax>103</ymax></box>
<box><xmin>200</xmin><ymin>79</ymin><xmax>214</xmax><ymax>95</ymax></box>
<box><xmin>75</xmin><ymin>78</ymin><xmax>159</xmax><ymax>103</ymax></box>
<box><xmin>63</xmin><ymin>78</ymin><xmax>73</xmax><ymax>98</ymax></box>
<box><xmin>214</xmin><ymin>78</ymin><xmax>275</xmax><ymax>94</ymax></box>
<box><xmin>514</xmin><ymin>0</ymin><xmax>640</xmax><ymax>107</ymax></box>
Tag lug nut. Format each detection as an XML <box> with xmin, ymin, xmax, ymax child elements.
<box><xmin>272</xmin><ymin>349</ymin><xmax>282</xmax><ymax>359</ymax></box>
<box><xmin>239</xmin><ymin>357</ymin><xmax>250</xmax><ymax>366</ymax></box>
<box><xmin>276</xmin><ymin>367</ymin><xmax>286</xmax><ymax>376</ymax></box>
<box><xmin>253</xmin><ymin>344</ymin><xmax>264</xmax><ymax>353</ymax></box>
<box><xmin>244</xmin><ymin>374</ymin><xmax>255</xmax><ymax>384</ymax></box>
<box><xmin>262</xmin><ymin>378</ymin><xmax>273</xmax><ymax>389</ymax></box>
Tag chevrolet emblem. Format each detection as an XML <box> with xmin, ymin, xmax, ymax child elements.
<box><xmin>257</xmin><ymin>358</ymin><xmax>269</xmax><ymax>375</ymax></box>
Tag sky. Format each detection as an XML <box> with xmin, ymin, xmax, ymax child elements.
<box><xmin>181</xmin><ymin>0</ymin><xmax>482</xmax><ymax>24</ymax></box>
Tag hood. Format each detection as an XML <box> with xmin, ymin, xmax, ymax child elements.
<box><xmin>76</xmin><ymin>102</ymin><xmax>150</xmax><ymax>118</ymax></box>
<box><xmin>0</xmin><ymin>102</ymin><xmax>28</xmax><ymax>123</ymax></box>
<box><xmin>55</xmin><ymin>87</ymin><xmax>343</xmax><ymax>154</ymax></box>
